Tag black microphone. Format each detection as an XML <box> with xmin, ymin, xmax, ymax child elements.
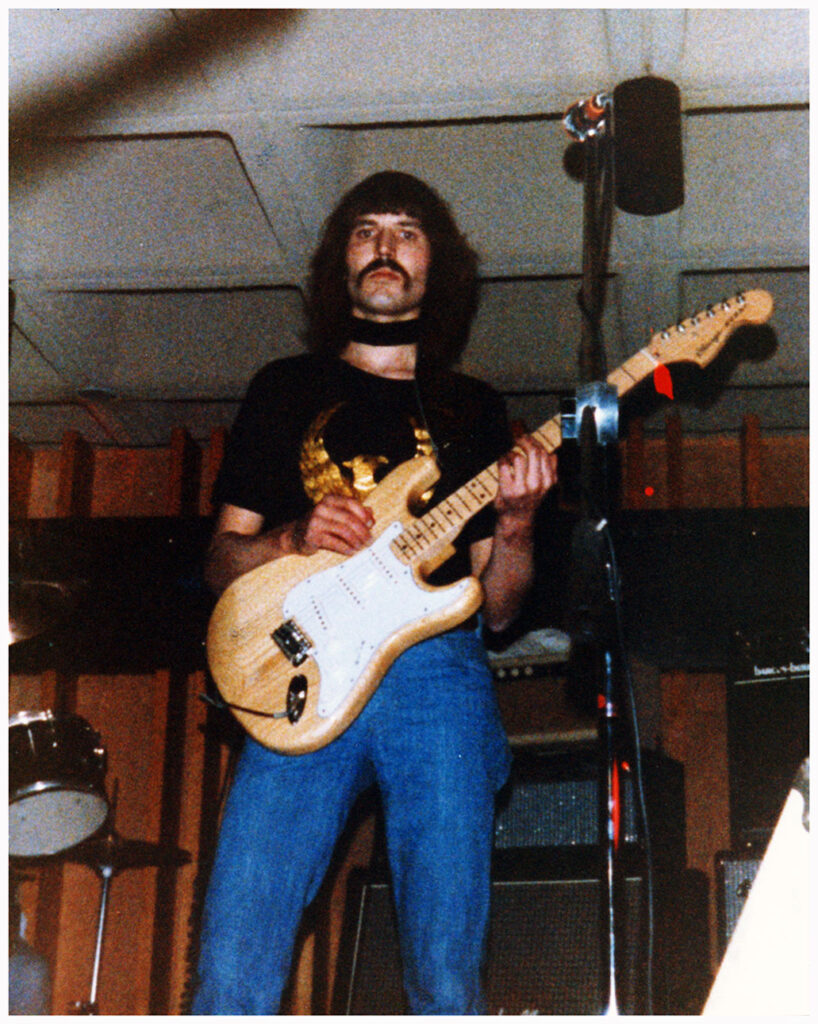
<box><xmin>562</xmin><ymin>92</ymin><xmax>609</xmax><ymax>141</ymax></box>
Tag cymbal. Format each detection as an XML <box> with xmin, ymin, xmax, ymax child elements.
<box><xmin>8</xmin><ymin>579</ymin><xmax>79</xmax><ymax>644</ymax></box>
<box><xmin>63</xmin><ymin>830</ymin><xmax>191</xmax><ymax>871</ymax></box>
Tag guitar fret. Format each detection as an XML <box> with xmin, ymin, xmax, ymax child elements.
<box><xmin>414</xmin><ymin>520</ymin><xmax>436</xmax><ymax>545</ymax></box>
<box><xmin>408</xmin><ymin>522</ymin><xmax>429</xmax><ymax>545</ymax></box>
<box><xmin>455</xmin><ymin>490</ymin><xmax>478</xmax><ymax>512</ymax></box>
<box><xmin>541</xmin><ymin>419</ymin><xmax>561</xmax><ymax>449</ymax></box>
<box><xmin>466</xmin><ymin>477</ymin><xmax>494</xmax><ymax>502</ymax></box>
<box><xmin>608</xmin><ymin>354</ymin><xmax>652</xmax><ymax>398</ymax></box>
<box><xmin>427</xmin><ymin>508</ymin><xmax>448</xmax><ymax>533</ymax></box>
<box><xmin>612</xmin><ymin>362</ymin><xmax>637</xmax><ymax>383</ymax></box>
<box><xmin>396</xmin><ymin>530</ymin><xmax>422</xmax><ymax>558</ymax></box>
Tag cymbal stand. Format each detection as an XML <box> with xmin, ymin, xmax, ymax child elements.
<box><xmin>70</xmin><ymin>778</ymin><xmax>117</xmax><ymax>1015</ymax></box>
<box><xmin>70</xmin><ymin>861</ymin><xmax>114</xmax><ymax>1015</ymax></box>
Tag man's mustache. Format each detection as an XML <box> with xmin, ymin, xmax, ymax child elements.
<box><xmin>356</xmin><ymin>257</ymin><xmax>410</xmax><ymax>288</ymax></box>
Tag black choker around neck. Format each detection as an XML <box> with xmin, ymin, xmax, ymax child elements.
<box><xmin>347</xmin><ymin>316</ymin><xmax>422</xmax><ymax>347</ymax></box>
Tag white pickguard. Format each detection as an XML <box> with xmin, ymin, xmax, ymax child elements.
<box><xmin>282</xmin><ymin>522</ymin><xmax>471</xmax><ymax>718</ymax></box>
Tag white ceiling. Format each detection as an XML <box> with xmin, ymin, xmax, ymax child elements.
<box><xmin>8</xmin><ymin>8</ymin><xmax>810</xmax><ymax>447</ymax></box>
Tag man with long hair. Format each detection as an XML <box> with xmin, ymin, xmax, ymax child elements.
<box><xmin>193</xmin><ymin>171</ymin><xmax>557</xmax><ymax>1014</ymax></box>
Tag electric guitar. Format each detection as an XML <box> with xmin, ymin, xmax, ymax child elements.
<box><xmin>207</xmin><ymin>289</ymin><xmax>774</xmax><ymax>753</ymax></box>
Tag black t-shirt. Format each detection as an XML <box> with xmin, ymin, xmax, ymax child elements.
<box><xmin>213</xmin><ymin>353</ymin><xmax>512</xmax><ymax>583</ymax></box>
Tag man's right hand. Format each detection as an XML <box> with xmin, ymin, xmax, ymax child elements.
<box><xmin>205</xmin><ymin>496</ymin><xmax>375</xmax><ymax>596</ymax></box>
<box><xmin>290</xmin><ymin>494</ymin><xmax>375</xmax><ymax>557</ymax></box>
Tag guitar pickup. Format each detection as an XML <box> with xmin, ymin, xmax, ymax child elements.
<box><xmin>272</xmin><ymin>619</ymin><xmax>312</xmax><ymax>666</ymax></box>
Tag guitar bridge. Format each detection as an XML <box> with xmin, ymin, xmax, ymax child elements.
<box><xmin>272</xmin><ymin>619</ymin><xmax>312</xmax><ymax>666</ymax></box>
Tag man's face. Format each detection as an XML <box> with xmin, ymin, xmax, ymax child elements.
<box><xmin>345</xmin><ymin>212</ymin><xmax>432</xmax><ymax>321</ymax></box>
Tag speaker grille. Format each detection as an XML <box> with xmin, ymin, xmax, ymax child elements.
<box><xmin>716</xmin><ymin>853</ymin><xmax>762</xmax><ymax>958</ymax></box>
<box><xmin>485</xmin><ymin>878</ymin><xmax>644</xmax><ymax>1015</ymax></box>
<box><xmin>493</xmin><ymin>748</ymin><xmax>686</xmax><ymax>871</ymax></box>
<box><xmin>337</xmin><ymin>875</ymin><xmax>647</xmax><ymax>1015</ymax></box>
<box><xmin>495</xmin><ymin>775</ymin><xmax>639</xmax><ymax>849</ymax></box>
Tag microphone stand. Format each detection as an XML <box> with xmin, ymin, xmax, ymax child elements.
<box><xmin>563</xmin><ymin>386</ymin><xmax>628</xmax><ymax>1016</ymax></box>
<box><xmin>564</xmin><ymin>91</ymin><xmax>644</xmax><ymax>1014</ymax></box>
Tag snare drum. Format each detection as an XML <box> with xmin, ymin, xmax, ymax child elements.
<box><xmin>9</xmin><ymin>710</ymin><xmax>109</xmax><ymax>857</ymax></box>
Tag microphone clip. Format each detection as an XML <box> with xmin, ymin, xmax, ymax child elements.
<box><xmin>562</xmin><ymin>92</ymin><xmax>610</xmax><ymax>142</ymax></box>
<box><xmin>561</xmin><ymin>382</ymin><xmax>619</xmax><ymax>445</ymax></box>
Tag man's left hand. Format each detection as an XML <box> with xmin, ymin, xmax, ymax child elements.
<box><xmin>494</xmin><ymin>435</ymin><xmax>558</xmax><ymax>525</ymax></box>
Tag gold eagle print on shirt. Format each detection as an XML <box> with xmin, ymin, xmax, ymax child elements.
<box><xmin>299</xmin><ymin>402</ymin><xmax>436</xmax><ymax>505</ymax></box>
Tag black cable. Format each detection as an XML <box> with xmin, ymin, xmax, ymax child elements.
<box><xmin>199</xmin><ymin>691</ymin><xmax>289</xmax><ymax>719</ymax></box>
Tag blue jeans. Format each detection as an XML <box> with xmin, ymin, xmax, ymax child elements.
<box><xmin>192</xmin><ymin>626</ymin><xmax>511</xmax><ymax>1014</ymax></box>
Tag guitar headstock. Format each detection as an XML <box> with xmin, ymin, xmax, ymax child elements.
<box><xmin>647</xmin><ymin>289</ymin><xmax>774</xmax><ymax>369</ymax></box>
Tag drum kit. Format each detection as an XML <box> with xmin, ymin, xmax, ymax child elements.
<box><xmin>9</xmin><ymin>586</ymin><xmax>191</xmax><ymax>1014</ymax></box>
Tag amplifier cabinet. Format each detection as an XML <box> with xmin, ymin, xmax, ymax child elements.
<box><xmin>333</xmin><ymin>868</ymin><xmax>710</xmax><ymax>1015</ymax></box>
<box><xmin>715</xmin><ymin>850</ymin><xmax>762</xmax><ymax>959</ymax></box>
<box><xmin>494</xmin><ymin>747</ymin><xmax>686</xmax><ymax>872</ymax></box>
<box><xmin>727</xmin><ymin>626</ymin><xmax>809</xmax><ymax>849</ymax></box>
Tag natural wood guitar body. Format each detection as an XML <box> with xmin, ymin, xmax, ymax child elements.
<box><xmin>206</xmin><ymin>455</ymin><xmax>484</xmax><ymax>753</ymax></box>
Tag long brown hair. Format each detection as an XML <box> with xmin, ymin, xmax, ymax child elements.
<box><xmin>304</xmin><ymin>171</ymin><xmax>479</xmax><ymax>370</ymax></box>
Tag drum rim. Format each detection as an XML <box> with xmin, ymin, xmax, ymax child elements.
<box><xmin>9</xmin><ymin>709</ymin><xmax>55</xmax><ymax>728</ymax></box>
<box><xmin>10</xmin><ymin>780</ymin><xmax>110</xmax><ymax>804</ymax></box>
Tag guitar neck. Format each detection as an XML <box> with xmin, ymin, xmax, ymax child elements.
<box><xmin>389</xmin><ymin>291</ymin><xmax>772</xmax><ymax>567</ymax></box>
<box><xmin>392</xmin><ymin>349</ymin><xmax>658</xmax><ymax>563</ymax></box>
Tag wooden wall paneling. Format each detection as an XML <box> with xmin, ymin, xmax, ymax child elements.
<box><xmin>660</xmin><ymin>670</ymin><xmax>731</xmax><ymax>977</ymax></box>
<box><xmin>148</xmin><ymin>668</ymin><xmax>194</xmax><ymax>1014</ymax></box>
<box><xmin>9</xmin><ymin>670</ymin><xmax>62</xmax><ymax>719</ymax></box>
<box><xmin>761</xmin><ymin>435</ymin><xmax>809</xmax><ymax>506</ymax></box>
<box><xmin>165</xmin><ymin>671</ymin><xmax>210</xmax><ymax>1014</ymax></box>
<box><xmin>623</xmin><ymin>417</ymin><xmax>647</xmax><ymax>509</ymax></box>
<box><xmin>88</xmin><ymin>448</ymin><xmax>139</xmax><ymax>517</ymax></box>
<box><xmin>665</xmin><ymin>413</ymin><xmax>684</xmax><ymax>507</ymax></box>
<box><xmin>618</xmin><ymin>422</ymin><xmax>807</xmax><ymax>511</ymax></box>
<box><xmin>90</xmin><ymin>448</ymin><xmax>174</xmax><ymax>517</ymax></box>
<box><xmin>638</xmin><ymin>438</ymin><xmax>669</xmax><ymax>507</ymax></box>
<box><xmin>49</xmin><ymin>857</ymin><xmax>100</xmax><ymax>1014</ymax></box>
<box><xmin>167</xmin><ymin>428</ymin><xmax>202</xmax><ymax>518</ymax></box>
<box><xmin>200</xmin><ymin>427</ymin><xmax>227</xmax><ymax>516</ymax></box>
<box><xmin>27</xmin><ymin>449</ymin><xmax>63</xmax><ymax>517</ymax></box>
<box><xmin>683</xmin><ymin>437</ymin><xmax>743</xmax><ymax>507</ymax></box>
<box><xmin>9</xmin><ymin>434</ymin><xmax>34</xmax><ymax>518</ymax></box>
<box><xmin>740</xmin><ymin>413</ymin><xmax>763</xmax><ymax>508</ymax></box>
<box><xmin>56</xmin><ymin>430</ymin><xmax>94</xmax><ymax>518</ymax></box>
<box><xmin>43</xmin><ymin>677</ymin><xmax>111</xmax><ymax>1014</ymax></box>
<box><xmin>131</xmin><ymin>672</ymin><xmax>173</xmax><ymax>1016</ymax></box>
<box><xmin>289</xmin><ymin>930</ymin><xmax>318</xmax><ymax>1014</ymax></box>
<box><xmin>151</xmin><ymin>430</ymin><xmax>207</xmax><ymax>1010</ymax></box>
